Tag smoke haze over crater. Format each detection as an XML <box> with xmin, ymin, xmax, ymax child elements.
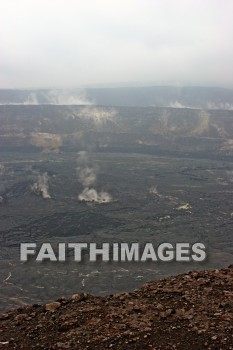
<box><xmin>0</xmin><ymin>0</ymin><xmax>233</xmax><ymax>89</ymax></box>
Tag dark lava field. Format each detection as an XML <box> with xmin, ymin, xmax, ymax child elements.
<box><xmin>0</xmin><ymin>102</ymin><xmax>233</xmax><ymax>312</ymax></box>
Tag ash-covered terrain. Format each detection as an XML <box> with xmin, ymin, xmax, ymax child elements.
<box><xmin>0</xmin><ymin>101</ymin><xmax>233</xmax><ymax>312</ymax></box>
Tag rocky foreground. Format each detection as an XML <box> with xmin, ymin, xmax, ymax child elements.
<box><xmin>0</xmin><ymin>266</ymin><xmax>232</xmax><ymax>350</ymax></box>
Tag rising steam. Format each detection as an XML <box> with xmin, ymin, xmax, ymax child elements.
<box><xmin>78</xmin><ymin>188</ymin><xmax>112</xmax><ymax>203</ymax></box>
<box><xmin>45</xmin><ymin>90</ymin><xmax>93</xmax><ymax>105</ymax></box>
<box><xmin>31</xmin><ymin>172</ymin><xmax>51</xmax><ymax>199</ymax></box>
<box><xmin>76</xmin><ymin>151</ymin><xmax>112</xmax><ymax>204</ymax></box>
<box><xmin>0</xmin><ymin>89</ymin><xmax>93</xmax><ymax>106</ymax></box>
<box><xmin>0</xmin><ymin>164</ymin><xmax>5</xmax><ymax>175</ymax></box>
<box><xmin>76</xmin><ymin>151</ymin><xmax>97</xmax><ymax>186</ymax></box>
<box><xmin>79</xmin><ymin>107</ymin><xmax>117</xmax><ymax>125</ymax></box>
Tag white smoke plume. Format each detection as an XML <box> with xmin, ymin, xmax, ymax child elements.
<box><xmin>77</xmin><ymin>167</ymin><xmax>96</xmax><ymax>187</ymax></box>
<box><xmin>0</xmin><ymin>93</ymin><xmax>39</xmax><ymax>105</ymax></box>
<box><xmin>169</xmin><ymin>100</ymin><xmax>233</xmax><ymax>110</ymax></box>
<box><xmin>149</xmin><ymin>186</ymin><xmax>162</xmax><ymax>198</ymax></box>
<box><xmin>206</xmin><ymin>102</ymin><xmax>233</xmax><ymax>110</ymax></box>
<box><xmin>0</xmin><ymin>89</ymin><xmax>93</xmax><ymax>105</ymax></box>
<box><xmin>76</xmin><ymin>151</ymin><xmax>112</xmax><ymax>204</ymax></box>
<box><xmin>45</xmin><ymin>89</ymin><xmax>93</xmax><ymax>105</ymax></box>
<box><xmin>169</xmin><ymin>101</ymin><xmax>187</xmax><ymax>108</ymax></box>
<box><xmin>31</xmin><ymin>172</ymin><xmax>51</xmax><ymax>199</ymax></box>
<box><xmin>79</xmin><ymin>107</ymin><xmax>117</xmax><ymax>125</ymax></box>
<box><xmin>78</xmin><ymin>188</ymin><xmax>112</xmax><ymax>203</ymax></box>
<box><xmin>0</xmin><ymin>164</ymin><xmax>5</xmax><ymax>175</ymax></box>
<box><xmin>76</xmin><ymin>151</ymin><xmax>97</xmax><ymax>186</ymax></box>
<box><xmin>25</xmin><ymin>93</ymin><xmax>39</xmax><ymax>105</ymax></box>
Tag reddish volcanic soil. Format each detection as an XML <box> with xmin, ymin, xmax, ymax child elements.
<box><xmin>0</xmin><ymin>266</ymin><xmax>232</xmax><ymax>350</ymax></box>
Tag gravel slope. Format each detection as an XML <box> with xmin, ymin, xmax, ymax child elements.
<box><xmin>0</xmin><ymin>266</ymin><xmax>232</xmax><ymax>350</ymax></box>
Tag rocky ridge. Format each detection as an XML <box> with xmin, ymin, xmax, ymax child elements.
<box><xmin>0</xmin><ymin>266</ymin><xmax>232</xmax><ymax>350</ymax></box>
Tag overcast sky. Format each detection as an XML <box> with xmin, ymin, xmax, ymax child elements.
<box><xmin>1</xmin><ymin>0</ymin><xmax>233</xmax><ymax>88</ymax></box>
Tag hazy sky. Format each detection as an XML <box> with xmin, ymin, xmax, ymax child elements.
<box><xmin>1</xmin><ymin>0</ymin><xmax>233</xmax><ymax>88</ymax></box>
